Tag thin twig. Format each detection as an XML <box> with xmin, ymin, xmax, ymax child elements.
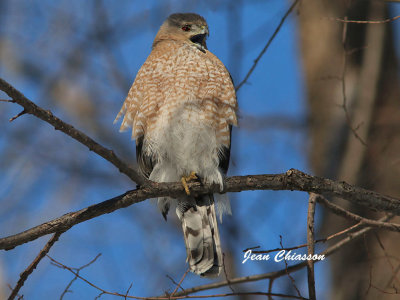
<box><xmin>2</xmin><ymin>169</ymin><xmax>400</xmax><ymax>251</ymax></box>
<box><xmin>58</xmin><ymin>253</ymin><xmax>102</xmax><ymax>299</ymax></box>
<box><xmin>49</xmin><ymin>255</ymin><xmax>310</xmax><ymax>299</ymax></box>
<box><xmin>340</xmin><ymin>16</ymin><xmax>367</xmax><ymax>146</ymax></box>
<box><xmin>0</xmin><ymin>77</ymin><xmax>146</xmax><ymax>185</ymax></box>
<box><xmin>222</xmin><ymin>253</ymin><xmax>235</xmax><ymax>293</ymax></box>
<box><xmin>243</xmin><ymin>222</ymin><xmax>361</xmax><ymax>254</ymax></box>
<box><xmin>173</xmin><ymin>215</ymin><xmax>393</xmax><ymax>297</ymax></box>
<box><xmin>316</xmin><ymin>194</ymin><xmax>400</xmax><ymax>231</ymax></box>
<box><xmin>235</xmin><ymin>0</ymin><xmax>300</xmax><ymax>91</ymax></box>
<box><xmin>374</xmin><ymin>233</ymin><xmax>400</xmax><ymax>287</ymax></box>
<box><xmin>362</xmin><ymin>236</ymin><xmax>398</xmax><ymax>296</ymax></box>
<box><xmin>8</xmin><ymin>232</ymin><xmax>63</xmax><ymax>300</ymax></box>
<box><xmin>95</xmin><ymin>291</ymin><xmax>106</xmax><ymax>299</ymax></box>
<box><xmin>125</xmin><ymin>283</ymin><xmax>133</xmax><ymax>300</ymax></box>
<box><xmin>365</xmin><ymin>234</ymin><xmax>373</xmax><ymax>296</ymax></box>
<box><xmin>9</xmin><ymin>110</ymin><xmax>26</xmax><ymax>122</ymax></box>
<box><xmin>245</xmin><ymin>221</ymin><xmax>362</xmax><ymax>255</ymax></box>
<box><xmin>306</xmin><ymin>193</ymin><xmax>317</xmax><ymax>300</ymax></box>
<box><xmin>166</xmin><ymin>275</ymin><xmax>183</xmax><ymax>294</ymax></box>
<box><xmin>280</xmin><ymin>236</ymin><xmax>302</xmax><ymax>298</ymax></box>
<box><xmin>170</xmin><ymin>268</ymin><xmax>189</xmax><ymax>296</ymax></box>
<box><xmin>268</xmin><ymin>279</ymin><xmax>274</xmax><ymax>300</ymax></box>
<box><xmin>332</xmin><ymin>15</ymin><xmax>400</xmax><ymax>24</ymax></box>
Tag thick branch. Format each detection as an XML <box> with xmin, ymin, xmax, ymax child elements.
<box><xmin>1</xmin><ymin>169</ymin><xmax>400</xmax><ymax>251</ymax></box>
<box><xmin>0</xmin><ymin>77</ymin><xmax>146</xmax><ymax>185</ymax></box>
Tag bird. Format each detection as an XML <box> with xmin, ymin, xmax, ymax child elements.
<box><xmin>114</xmin><ymin>13</ymin><xmax>238</xmax><ymax>277</ymax></box>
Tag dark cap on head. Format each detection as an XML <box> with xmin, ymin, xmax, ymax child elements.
<box><xmin>167</xmin><ymin>13</ymin><xmax>207</xmax><ymax>27</ymax></box>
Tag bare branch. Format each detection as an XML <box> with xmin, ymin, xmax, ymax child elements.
<box><xmin>316</xmin><ymin>194</ymin><xmax>400</xmax><ymax>232</ymax></box>
<box><xmin>9</xmin><ymin>109</ymin><xmax>27</xmax><ymax>122</ymax></box>
<box><xmin>173</xmin><ymin>215</ymin><xmax>392</xmax><ymax>296</ymax></box>
<box><xmin>57</xmin><ymin>253</ymin><xmax>102</xmax><ymax>299</ymax></box>
<box><xmin>1</xmin><ymin>169</ymin><xmax>400</xmax><ymax>251</ymax></box>
<box><xmin>8</xmin><ymin>232</ymin><xmax>63</xmax><ymax>300</ymax></box>
<box><xmin>0</xmin><ymin>77</ymin><xmax>146</xmax><ymax>185</ymax></box>
<box><xmin>280</xmin><ymin>236</ymin><xmax>302</xmax><ymax>298</ymax></box>
<box><xmin>246</xmin><ymin>221</ymin><xmax>363</xmax><ymax>255</ymax></box>
<box><xmin>268</xmin><ymin>279</ymin><xmax>274</xmax><ymax>300</ymax></box>
<box><xmin>331</xmin><ymin>15</ymin><xmax>400</xmax><ymax>24</ymax></box>
<box><xmin>170</xmin><ymin>268</ymin><xmax>189</xmax><ymax>296</ymax></box>
<box><xmin>374</xmin><ymin>233</ymin><xmax>400</xmax><ymax>289</ymax></box>
<box><xmin>306</xmin><ymin>193</ymin><xmax>317</xmax><ymax>300</ymax></box>
<box><xmin>49</xmin><ymin>255</ymin><xmax>310</xmax><ymax>299</ymax></box>
<box><xmin>125</xmin><ymin>283</ymin><xmax>133</xmax><ymax>300</ymax></box>
<box><xmin>340</xmin><ymin>16</ymin><xmax>367</xmax><ymax>146</ymax></box>
<box><xmin>235</xmin><ymin>0</ymin><xmax>300</xmax><ymax>91</ymax></box>
<box><xmin>222</xmin><ymin>253</ymin><xmax>235</xmax><ymax>293</ymax></box>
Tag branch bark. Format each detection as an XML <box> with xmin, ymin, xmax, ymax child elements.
<box><xmin>306</xmin><ymin>193</ymin><xmax>317</xmax><ymax>300</ymax></box>
<box><xmin>1</xmin><ymin>169</ymin><xmax>400</xmax><ymax>251</ymax></box>
<box><xmin>0</xmin><ymin>77</ymin><xmax>146</xmax><ymax>185</ymax></box>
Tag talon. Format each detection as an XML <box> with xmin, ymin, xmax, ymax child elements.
<box><xmin>181</xmin><ymin>177</ymin><xmax>191</xmax><ymax>195</ymax></box>
<box><xmin>187</xmin><ymin>171</ymin><xmax>197</xmax><ymax>181</ymax></box>
<box><xmin>181</xmin><ymin>171</ymin><xmax>198</xmax><ymax>195</ymax></box>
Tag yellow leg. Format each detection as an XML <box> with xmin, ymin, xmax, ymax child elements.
<box><xmin>181</xmin><ymin>171</ymin><xmax>198</xmax><ymax>195</ymax></box>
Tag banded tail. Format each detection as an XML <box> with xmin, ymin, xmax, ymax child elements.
<box><xmin>177</xmin><ymin>194</ymin><xmax>222</xmax><ymax>277</ymax></box>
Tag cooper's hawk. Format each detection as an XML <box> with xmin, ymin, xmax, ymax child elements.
<box><xmin>114</xmin><ymin>13</ymin><xmax>237</xmax><ymax>277</ymax></box>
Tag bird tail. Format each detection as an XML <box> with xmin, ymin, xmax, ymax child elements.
<box><xmin>177</xmin><ymin>194</ymin><xmax>222</xmax><ymax>277</ymax></box>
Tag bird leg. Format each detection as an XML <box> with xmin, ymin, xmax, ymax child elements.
<box><xmin>181</xmin><ymin>171</ymin><xmax>198</xmax><ymax>195</ymax></box>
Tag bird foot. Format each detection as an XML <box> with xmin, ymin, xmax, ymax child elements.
<box><xmin>181</xmin><ymin>171</ymin><xmax>198</xmax><ymax>195</ymax></box>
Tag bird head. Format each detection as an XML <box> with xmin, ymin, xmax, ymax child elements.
<box><xmin>153</xmin><ymin>13</ymin><xmax>209</xmax><ymax>51</ymax></box>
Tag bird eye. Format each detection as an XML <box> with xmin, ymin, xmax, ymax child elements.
<box><xmin>181</xmin><ymin>25</ymin><xmax>191</xmax><ymax>31</ymax></box>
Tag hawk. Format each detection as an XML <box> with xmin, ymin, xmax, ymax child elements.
<box><xmin>114</xmin><ymin>13</ymin><xmax>238</xmax><ymax>277</ymax></box>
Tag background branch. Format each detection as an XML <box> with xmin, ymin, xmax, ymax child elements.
<box><xmin>332</xmin><ymin>15</ymin><xmax>400</xmax><ymax>24</ymax></box>
<box><xmin>173</xmin><ymin>215</ymin><xmax>392</xmax><ymax>297</ymax></box>
<box><xmin>8</xmin><ymin>232</ymin><xmax>63</xmax><ymax>300</ymax></box>
<box><xmin>316</xmin><ymin>195</ymin><xmax>399</xmax><ymax>231</ymax></box>
<box><xmin>235</xmin><ymin>0</ymin><xmax>300</xmax><ymax>91</ymax></box>
<box><xmin>306</xmin><ymin>193</ymin><xmax>317</xmax><ymax>300</ymax></box>
<box><xmin>0</xmin><ymin>77</ymin><xmax>146</xmax><ymax>185</ymax></box>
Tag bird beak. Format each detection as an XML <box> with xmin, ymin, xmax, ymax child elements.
<box><xmin>190</xmin><ymin>25</ymin><xmax>208</xmax><ymax>45</ymax></box>
<box><xmin>200</xmin><ymin>25</ymin><xmax>209</xmax><ymax>37</ymax></box>
<box><xmin>189</xmin><ymin>25</ymin><xmax>209</xmax><ymax>52</ymax></box>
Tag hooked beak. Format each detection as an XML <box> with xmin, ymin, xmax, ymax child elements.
<box><xmin>190</xmin><ymin>33</ymin><xmax>207</xmax><ymax>44</ymax></box>
<box><xmin>189</xmin><ymin>25</ymin><xmax>209</xmax><ymax>45</ymax></box>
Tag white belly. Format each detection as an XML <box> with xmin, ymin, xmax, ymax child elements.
<box><xmin>143</xmin><ymin>101</ymin><xmax>224</xmax><ymax>187</ymax></box>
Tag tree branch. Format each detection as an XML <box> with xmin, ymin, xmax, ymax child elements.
<box><xmin>331</xmin><ymin>15</ymin><xmax>400</xmax><ymax>24</ymax></box>
<box><xmin>56</xmin><ymin>253</ymin><xmax>102</xmax><ymax>299</ymax></box>
<box><xmin>235</xmin><ymin>0</ymin><xmax>300</xmax><ymax>91</ymax></box>
<box><xmin>0</xmin><ymin>77</ymin><xmax>146</xmax><ymax>185</ymax></box>
<box><xmin>306</xmin><ymin>193</ymin><xmax>317</xmax><ymax>300</ymax></box>
<box><xmin>8</xmin><ymin>232</ymin><xmax>63</xmax><ymax>300</ymax></box>
<box><xmin>52</xmin><ymin>254</ymin><xmax>314</xmax><ymax>300</ymax></box>
<box><xmin>316</xmin><ymin>194</ymin><xmax>400</xmax><ymax>231</ymax></box>
<box><xmin>1</xmin><ymin>169</ymin><xmax>400</xmax><ymax>251</ymax></box>
<box><xmin>173</xmin><ymin>215</ymin><xmax>392</xmax><ymax>297</ymax></box>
